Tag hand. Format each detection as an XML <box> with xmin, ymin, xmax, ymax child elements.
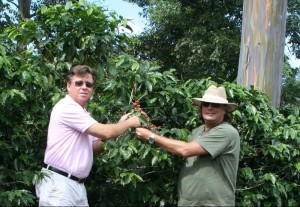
<box><xmin>133</xmin><ymin>109</ymin><xmax>153</xmax><ymax>129</ymax></box>
<box><xmin>118</xmin><ymin>113</ymin><xmax>132</xmax><ymax>123</ymax></box>
<box><xmin>139</xmin><ymin>109</ymin><xmax>150</xmax><ymax>120</ymax></box>
<box><xmin>135</xmin><ymin>127</ymin><xmax>152</xmax><ymax>141</ymax></box>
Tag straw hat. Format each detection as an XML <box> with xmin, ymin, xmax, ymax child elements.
<box><xmin>192</xmin><ymin>85</ymin><xmax>237</xmax><ymax>112</ymax></box>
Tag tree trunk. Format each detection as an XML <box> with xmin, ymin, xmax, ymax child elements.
<box><xmin>237</xmin><ymin>0</ymin><xmax>287</xmax><ymax>108</ymax></box>
<box><xmin>18</xmin><ymin>0</ymin><xmax>31</xmax><ymax>19</ymax></box>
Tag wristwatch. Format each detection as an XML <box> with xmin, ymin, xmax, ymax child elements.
<box><xmin>148</xmin><ymin>133</ymin><xmax>155</xmax><ymax>144</ymax></box>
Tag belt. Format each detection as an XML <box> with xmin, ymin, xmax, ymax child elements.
<box><xmin>43</xmin><ymin>164</ymin><xmax>86</xmax><ymax>183</ymax></box>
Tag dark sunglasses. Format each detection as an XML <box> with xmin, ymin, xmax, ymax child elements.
<box><xmin>201</xmin><ymin>102</ymin><xmax>224</xmax><ymax>108</ymax></box>
<box><xmin>73</xmin><ymin>80</ymin><xmax>94</xmax><ymax>88</ymax></box>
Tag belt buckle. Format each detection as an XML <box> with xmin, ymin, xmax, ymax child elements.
<box><xmin>78</xmin><ymin>178</ymin><xmax>85</xmax><ymax>183</ymax></box>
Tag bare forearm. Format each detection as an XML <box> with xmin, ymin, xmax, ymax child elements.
<box><xmin>153</xmin><ymin>134</ymin><xmax>188</xmax><ymax>156</ymax></box>
<box><xmin>102</xmin><ymin>122</ymin><xmax>134</xmax><ymax>139</ymax></box>
<box><xmin>86</xmin><ymin>116</ymin><xmax>139</xmax><ymax>140</ymax></box>
<box><xmin>136</xmin><ymin>128</ymin><xmax>207</xmax><ymax>157</ymax></box>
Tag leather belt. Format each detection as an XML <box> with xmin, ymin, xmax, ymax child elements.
<box><xmin>43</xmin><ymin>164</ymin><xmax>86</xmax><ymax>183</ymax></box>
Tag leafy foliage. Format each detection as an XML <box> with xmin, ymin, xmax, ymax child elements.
<box><xmin>86</xmin><ymin>54</ymin><xmax>300</xmax><ymax>206</ymax></box>
<box><xmin>0</xmin><ymin>0</ymin><xmax>19</xmax><ymax>33</ymax></box>
<box><xmin>0</xmin><ymin>1</ymin><xmax>132</xmax><ymax>205</ymax></box>
<box><xmin>281</xmin><ymin>61</ymin><xmax>300</xmax><ymax>106</ymax></box>
<box><xmin>286</xmin><ymin>0</ymin><xmax>300</xmax><ymax>59</ymax></box>
<box><xmin>128</xmin><ymin>0</ymin><xmax>243</xmax><ymax>81</ymax></box>
<box><xmin>4</xmin><ymin>0</ymin><xmax>131</xmax><ymax>66</ymax></box>
<box><xmin>128</xmin><ymin>0</ymin><xmax>300</xmax><ymax>94</ymax></box>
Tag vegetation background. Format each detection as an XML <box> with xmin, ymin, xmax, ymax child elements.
<box><xmin>0</xmin><ymin>0</ymin><xmax>299</xmax><ymax>206</ymax></box>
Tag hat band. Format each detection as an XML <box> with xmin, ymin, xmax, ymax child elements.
<box><xmin>201</xmin><ymin>95</ymin><xmax>229</xmax><ymax>104</ymax></box>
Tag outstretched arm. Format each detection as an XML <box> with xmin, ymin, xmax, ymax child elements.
<box><xmin>86</xmin><ymin>116</ymin><xmax>140</xmax><ymax>141</ymax></box>
<box><xmin>135</xmin><ymin>128</ymin><xmax>208</xmax><ymax>158</ymax></box>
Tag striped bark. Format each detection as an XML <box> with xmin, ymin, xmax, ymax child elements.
<box><xmin>237</xmin><ymin>0</ymin><xmax>287</xmax><ymax>108</ymax></box>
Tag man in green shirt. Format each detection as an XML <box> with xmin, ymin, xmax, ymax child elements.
<box><xmin>136</xmin><ymin>85</ymin><xmax>240</xmax><ymax>206</ymax></box>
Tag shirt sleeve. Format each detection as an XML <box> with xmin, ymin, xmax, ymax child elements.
<box><xmin>194</xmin><ymin>125</ymin><xmax>232</xmax><ymax>159</ymax></box>
<box><xmin>59</xmin><ymin>101</ymin><xmax>97</xmax><ymax>133</ymax></box>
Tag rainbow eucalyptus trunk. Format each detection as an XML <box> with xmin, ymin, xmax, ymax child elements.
<box><xmin>237</xmin><ymin>0</ymin><xmax>287</xmax><ymax>108</ymax></box>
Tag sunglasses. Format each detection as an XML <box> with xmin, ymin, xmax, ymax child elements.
<box><xmin>201</xmin><ymin>102</ymin><xmax>224</xmax><ymax>108</ymax></box>
<box><xmin>73</xmin><ymin>80</ymin><xmax>94</xmax><ymax>88</ymax></box>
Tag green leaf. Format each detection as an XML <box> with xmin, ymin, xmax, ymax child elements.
<box><xmin>146</xmin><ymin>81</ymin><xmax>153</xmax><ymax>92</ymax></box>
<box><xmin>0</xmin><ymin>93</ymin><xmax>8</xmax><ymax>105</ymax></box>
<box><xmin>240</xmin><ymin>167</ymin><xmax>254</xmax><ymax>179</ymax></box>
<box><xmin>65</xmin><ymin>1</ymin><xmax>73</xmax><ymax>10</ymax></box>
<box><xmin>295</xmin><ymin>162</ymin><xmax>300</xmax><ymax>172</ymax></box>
<box><xmin>264</xmin><ymin>173</ymin><xmax>276</xmax><ymax>184</ymax></box>
<box><xmin>7</xmin><ymin>29</ymin><xmax>20</xmax><ymax>40</ymax></box>
<box><xmin>151</xmin><ymin>156</ymin><xmax>158</xmax><ymax>166</ymax></box>
<box><xmin>289</xmin><ymin>128</ymin><xmax>296</xmax><ymax>139</ymax></box>
<box><xmin>21</xmin><ymin>71</ymin><xmax>31</xmax><ymax>85</ymax></box>
<box><xmin>108</xmin><ymin>66</ymin><xmax>117</xmax><ymax>76</ymax></box>
<box><xmin>116</xmin><ymin>58</ymin><xmax>125</xmax><ymax>67</ymax></box>
<box><xmin>40</xmin><ymin>5</ymin><xmax>48</xmax><ymax>14</ymax></box>
<box><xmin>87</xmin><ymin>8</ymin><xmax>93</xmax><ymax>16</ymax></box>
<box><xmin>119</xmin><ymin>147</ymin><xmax>131</xmax><ymax>160</ymax></box>
<box><xmin>132</xmin><ymin>62</ymin><xmax>139</xmax><ymax>71</ymax></box>
<box><xmin>141</xmin><ymin>145</ymin><xmax>151</xmax><ymax>159</ymax></box>
<box><xmin>249</xmin><ymin>105</ymin><xmax>257</xmax><ymax>114</ymax></box>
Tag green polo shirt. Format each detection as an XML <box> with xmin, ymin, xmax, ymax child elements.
<box><xmin>178</xmin><ymin>122</ymin><xmax>240</xmax><ymax>206</ymax></box>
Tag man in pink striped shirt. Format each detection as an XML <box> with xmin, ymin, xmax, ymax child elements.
<box><xmin>35</xmin><ymin>65</ymin><xmax>140</xmax><ymax>206</ymax></box>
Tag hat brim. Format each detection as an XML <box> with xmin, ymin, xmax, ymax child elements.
<box><xmin>192</xmin><ymin>98</ymin><xmax>237</xmax><ymax>112</ymax></box>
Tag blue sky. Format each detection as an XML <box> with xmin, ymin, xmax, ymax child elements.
<box><xmin>100</xmin><ymin>0</ymin><xmax>146</xmax><ymax>34</ymax></box>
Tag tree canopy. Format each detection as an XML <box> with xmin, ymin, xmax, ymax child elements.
<box><xmin>127</xmin><ymin>0</ymin><xmax>300</xmax><ymax>83</ymax></box>
<box><xmin>129</xmin><ymin>0</ymin><xmax>243</xmax><ymax>81</ymax></box>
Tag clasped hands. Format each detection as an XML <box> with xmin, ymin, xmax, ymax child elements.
<box><xmin>118</xmin><ymin>111</ymin><xmax>154</xmax><ymax>142</ymax></box>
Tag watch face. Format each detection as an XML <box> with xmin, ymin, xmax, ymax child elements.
<box><xmin>148</xmin><ymin>133</ymin><xmax>155</xmax><ymax>144</ymax></box>
<box><xmin>148</xmin><ymin>137</ymin><xmax>154</xmax><ymax>144</ymax></box>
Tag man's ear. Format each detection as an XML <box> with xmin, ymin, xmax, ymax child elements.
<box><xmin>67</xmin><ymin>82</ymin><xmax>71</xmax><ymax>92</ymax></box>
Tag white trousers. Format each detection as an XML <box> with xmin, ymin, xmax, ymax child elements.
<box><xmin>35</xmin><ymin>168</ymin><xmax>89</xmax><ymax>206</ymax></box>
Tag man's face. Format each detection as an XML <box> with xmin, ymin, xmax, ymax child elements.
<box><xmin>201</xmin><ymin>102</ymin><xmax>226</xmax><ymax>125</ymax></box>
<box><xmin>67</xmin><ymin>74</ymin><xmax>94</xmax><ymax>107</ymax></box>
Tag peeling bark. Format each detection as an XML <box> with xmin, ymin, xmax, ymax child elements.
<box><xmin>237</xmin><ymin>0</ymin><xmax>287</xmax><ymax>108</ymax></box>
